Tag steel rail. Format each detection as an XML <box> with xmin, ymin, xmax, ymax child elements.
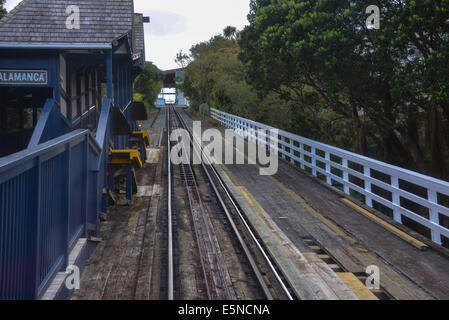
<box><xmin>167</xmin><ymin>107</ymin><xmax>174</xmax><ymax>300</ymax></box>
<box><xmin>206</xmin><ymin>160</ymin><xmax>294</xmax><ymax>300</ymax></box>
<box><xmin>174</xmin><ymin>108</ymin><xmax>294</xmax><ymax>300</ymax></box>
<box><xmin>168</xmin><ymin>107</ymin><xmax>213</xmax><ymax>300</ymax></box>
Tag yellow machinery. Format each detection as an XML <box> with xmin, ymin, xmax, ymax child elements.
<box><xmin>130</xmin><ymin>131</ymin><xmax>150</xmax><ymax>147</ymax></box>
<box><xmin>109</xmin><ymin>148</ymin><xmax>143</xmax><ymax>169</ymax></box>
<box><xmin>108</xmin><ymin>148</ymin><xmax>143</xmax><ymax>205</ymax></box>
<box><xmin>108</xmin><ymin>131</ymin><xmax>150</xmax><ymax>206</ymax></box>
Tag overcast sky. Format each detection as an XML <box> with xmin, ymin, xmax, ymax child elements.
<box><xmin>5</xmin><ymin>0</ymin><xmax>251</xmax><ymax>70</ymax></box>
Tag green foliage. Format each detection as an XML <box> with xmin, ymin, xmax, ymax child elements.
<box><xmin>175</xmin><ymin>50</ymin><xmax>191</xmax><ymax>68</ymax></box>
<box><xmin>133</xmin><ymin>92</ymin><xmax>144</xmax><ymax>103</ymax></box>
<box><xmin>178</xmin><ymin>26</ymin><xmax>358</xmax><ymax>152</ymax></box>
<box><xmin>223</xmin><ymin>26</ymin><xmax>237</xmax><ymax>41</ymax></box>
<box><xmin>199</xmin><ymin>103</ymin><xmax>209</xmax><ymax>116</ymax></box>
<box><xmin>0</xmin><ymin>0</ymin><xmax>7</xmax><ymax>19</ymax></box>
<box><xmin>239</xmin><ymin>0</ymin><xmax>449</xmax><ymax>179</ymax></box>
<box><xmin>178</xmin><ymin>33</ymin><xmax>287</xmax><ymax>123</ymax></box>
<box><xmin>134</xmin><ymin>62</ymin><xmax>163</xmax><ymax>111</ymax></box>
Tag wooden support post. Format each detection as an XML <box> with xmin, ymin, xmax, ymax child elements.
<box><xmin>85</xmin><ymin>71</ymin><xmax>89</xmax><ymax>112</ymax></box>
<box><xmin>106</xmin><ymin>50</ymin><xmax>113</xmax><ymax>100</ymax></box>
<box><xmin>66</xmin><ymin>58</ymin><xmax>72</xmax><ymax>123</ymax></box>
<box><xmin>114</xmin><ymin>63</ymin><xmax>119</xmax><ymax>107</ymax></box>
<box><xmin>76</xmin><ymin>72</ymin><xmax>81</xmax><ymax>118</ymax></box>
<box><xmin>97</xmin><ymin>69</ymin><xmax>102</xmax><ymax>109</ymax></box>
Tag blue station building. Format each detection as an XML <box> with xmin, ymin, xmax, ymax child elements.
<box><xmin>0</xmin><ymin>0</ymin><xmax>150</xmax><ymax>299</ymax></box>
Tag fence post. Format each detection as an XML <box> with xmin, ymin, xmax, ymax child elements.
<box><xmin>364</xmin><ymin>166</ymin><xmax>373</xmax><ymax>207</ymax></box>
<box><xmin>428</xmin><ymin>189</ymin><xmax>442</xmax><ymax>245</ymax></box>
<box><xmin>280</xmin><ymin>136</ymin><xmax>286</xmax><ymax>160</ymax></box>
<box><xmin>84</xmin><ymin>134</ymin><xmax>89</xmax><ymax>237</ymax></box>
<box><xmin>300</xmin><ymin>143</ymin><xmax>305</xmax><ymax>170</ymax></box>
<box><xmin>325</xmin><ymin>152</ymin><xmax>331</xmax><ymax>185</ymax></box>
<box><xmin>391</xmin><ymin>176</ymin><xmax>402</xmax><ymax>223</ymax></box>
<box><xmin>64</xmin><ymin>143</ymin><xmax>71</xmax><ymax>269</ymax></box>
<box><xmin>342</xmin><ymin>158</ymin><xmax>350</xmax><ymax>195</ymax></box>
<box><xmin>33</xmin><ymin>156</ymin><xmax>42</xmax><ymax>299</ymax></box>
<box><xmin>311</xmin><ymin>147</ymin><xmax>317</xmax><ymax>177</ymax></box>
<box><xmin>290</xmin><ymin>139</ymin><xmax>295</xmax><ymax>165</ymax></box>
<box><xmin>266</xmin><ymin>129</ymin><xmax>270</xmax><ymax>154</ymax></box>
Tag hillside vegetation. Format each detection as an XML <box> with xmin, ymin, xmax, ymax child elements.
<box><xmin>178</xmin><ymin>0</ymin><xmax>449</xmax><ymax>181</ymax></box>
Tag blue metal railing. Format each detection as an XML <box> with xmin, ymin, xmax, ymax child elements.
<box><xmin>72</xmin><ymin>105</ymin><xmax>100</xmax><ymax>131</ymax></box>
<box><xmin>28</xmin><ymin>99</ymin><xmax>71</xmax><ymax>148</ymax></box>
<box><xmin>0</xmin><ymin>128</ymin><xmax>101</xmax><ymax>299</ymax></box>
<box><xmin>0</xmin><ymin>97</ymin><xmax>126</xmax><ymax>299</ymax></box>
<box><xmin>95</xmin><ymin>98</ymin><xmax>114</xmax><ymax>214</ymax></box>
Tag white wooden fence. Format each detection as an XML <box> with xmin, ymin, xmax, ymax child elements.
<box><xmin>211</xmin><ymin>108</ymin><xmax>449</xmax><ymax>246</ymax></box>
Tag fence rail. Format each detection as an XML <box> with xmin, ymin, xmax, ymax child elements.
<box><xmin>0</xmin><ymin>97</ymin><xmax>120</xmax><ymax>299</ymax></box>
<box><xmin>28</xmin><ymin>99</ymin><xmax>71</xmax><ymax>148</ymax></box>
<box><xmin>0</xmin><ymin>128</ymin><xmax>101</xmax><ymax>299</ymax></box>
<box><xmin>211</xmin><ymin>108</ymin><xmax>449</xmax><ymax>246</ymax></box>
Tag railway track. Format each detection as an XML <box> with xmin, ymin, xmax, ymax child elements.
<box><xmin>166</xmin><ymin>106</ymin><xmax>294</xmax><ymax>300</ymax></box>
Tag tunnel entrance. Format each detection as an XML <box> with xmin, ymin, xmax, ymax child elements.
<box><xmin>0</xmin><ymin>87</ymin><xmax>53</xmax><ymax>157</ymax></box>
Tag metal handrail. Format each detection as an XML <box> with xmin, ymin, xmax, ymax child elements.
<box><xmin>0</xmin><ymin>129</ymin><xmax>101</xmax><ymax>299</ymax></box>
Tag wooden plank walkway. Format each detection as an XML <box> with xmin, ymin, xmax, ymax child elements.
<box><xmin>221</xmin><ymin>159</ymin><xmax>449</xmax><ymax>299</ymax></box>
<box><xmin>72</xmin><ymin>128</ymin><xmax>165</xmax><ymax>300</ymax></box>
<box><xmin>215</xmin><ymin>164</ymin><xmax>358</xmax><ymax>300</ymax></box>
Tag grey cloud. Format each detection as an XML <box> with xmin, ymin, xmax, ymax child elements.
<box><xmin>145</xmin><ymin>10</ymin><xmax>188</xmax><ymax>37</ymax></box>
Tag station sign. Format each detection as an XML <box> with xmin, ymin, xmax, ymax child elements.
<box><xmin>0</xmin><ymin>69</ymin><xmax>48</xmax><ymax>85</ymax></box>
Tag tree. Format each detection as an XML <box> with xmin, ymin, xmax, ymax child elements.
<box><xmin>134</xmin><ymin>62</ymin><xmax>163</xmax><ymax>110</ymax></box>
<box><xmin>223</xmin><ymin>26</ymin><xmax>237</xmax><ymax>41</ymax></box>
<box><xmin>0</xmin><ymin>0</ymin><xmax>7</xmax><ymax>19</ymax></box>
<box><xmin>239</xmin><ymin>0</ymin><xmax>449</xmax><ymax>179</ymax></box>
<box><xmin>175</xmin><ymin>50</ymin><xmax>191</xmax><ymax>69</ymax></box>
<box><xmin>178</xmin><ymin>34</ymin><xmax>298</xmax><ymax>133</ymax></box>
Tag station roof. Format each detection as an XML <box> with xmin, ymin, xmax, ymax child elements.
<box><xmin>0</xmin><ymin>0</ymin><xmax>139</xmax><ymax>48</ymax></box>
<box><xmin>163</xmin><ymin>68</ymin><xmax>184</xmax><ymax>75</ymax></box>
<box><xmin>162</xmin><ymin>68</ymin><xmax>185</xmax><ymax>87</ymax></box>
<box><xmin>133</xmin><ymin>13</ymin><xmax>145</xmax><ymax>66</ymax></box>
